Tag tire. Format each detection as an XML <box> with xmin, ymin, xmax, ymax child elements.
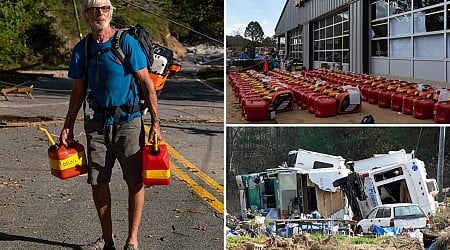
<box><xmin>355</xmin><ymin>226</ymin><xmax>363</xmax><ymax>235</ymax></box>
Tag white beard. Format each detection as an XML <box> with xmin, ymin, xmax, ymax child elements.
<box><xmin>93</xmin><ymin>19</ymin><xmax>110</xmax><ymax>30</ymax></box>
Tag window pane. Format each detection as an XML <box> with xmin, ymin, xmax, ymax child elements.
<box><xmin>414</xmin><ymin>11</ymin><xmax>427</xmax><ymax>33</ymax></box>
<box><xmin>335</xmin><ymin>13</ymin><xmax>343</xmax><ymax>23</ymax></box>
<box><xmin>334</xmin><ymin>37</ymin><xmax>342</xmax><ymax>49</ymax></box>
<box><xmin>414</xmin><ymin>0</ymin><xmax>444</xmax><ymax>9</ymax></box>
<box><xmin>334</xmin><ymin>23</ymin><xmax>342</xmax><ymax>36</ymax></box>
<box><xmin>320</xmin><ymin>40</ymin><xmax>325</xmax><ymax>50</ymax></box>
<box><xmin>389</xmin><ymin>0</ymin><xmax>411</xmax><ymax>14</ymax></box>
<box><xmin>424</xmin><ymin>7</ymin><xmax>444</xmax><ymax>32</ymax></box>
<box><xmin>372</xmin><ymin>39</ymin><xmax>388</xmax><ymax>56</ymax></box>
<box><xmin>447</xmin><ymin>35</ymin><xmax>450</xmax><ymax>57</ymax></box>
<box><xmin>334</xmin><ymin>51</ymin><xmax>342</xmax><ymax>62</ymax></box>
<box><xmin>390</xmin><ymin>38</ymin><xmax>411</xmax><ymax>57</ymax></box>
<box><xmin>343</xmin><ymin>51</ymin><xmax>350</xmax><ymax>63</ymax></box>
<box><xmin>319</xmin><ymin>52</ymin><xmax>325</xmax><ymax>61</ymax></box>
<box><xmin>343</xmin><ymin>21</ymin><xmax>350</xmax><ymax>35</ymax></box>
<box><xmin>343</xmin><ymin>36</ymin><xmax>350</xmax><ymax>49</ymax></box>
<box><xmin>326</xmin><ymin>39</ymin><xmax>333</xmax><ymax>49</ymax></box>
<box><xmin>372</xmin><ymin>20</ymin><xmax>388</xmax><ymax>37</ymax></box>
<box><xmin>326</xmin><ymin>16</ymin><xmax>333</xmax><ymax>26</ymax></box>
<box><xmin>314</xmin><ymin>52</ymin><xmax>319</xmax><ymax>60</ymax></box>
<box><xmin>448</xmin><ymin>7</ymin><xmax>450</xmax><ymax>30</ymax></box>
<box><xmin>320</xmin><ymin>28</ymin><xmax>325</xmax><ymax>38</ymax></box>
<box><xmin>326</xmin><ymin>26</ymin><xmax>333</xmax><ymax>37</ymax></box>
<box><xmin>390</xmin><ymin>14</ymin><xmax>412</xmax><ymax>36</ymax></box>
<box><xmin>372</xmin><ymin>2</ymin><xmax>389</xmax><ymax>20</ymax></box>
<box><xmin>414</xmin><ymin>34</ymin><xmax>444</xmax><ymax>58</ymax></box>
<box><xmin>314</xmin><ymin>30</ymin><xmax>319</xmax><ymax>40</ymax></box>
<box><xmin>342</xmin><ymin>10</ymin><xmax>349</xmax><ymax>21</ymax></box>
<box><xmin>314</xmin><ymin>21</ymin><xmax>320</xmax><ymax>30</ymax></box>
<box><xmin>326</xmin><ymin>51</ymin><xmax>333</xmax><ymax>62</ymax></box>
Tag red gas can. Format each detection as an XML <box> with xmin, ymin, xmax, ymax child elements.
<box><xmin>434</xmin><ymin>101</ymin><xmax>450</xmax><ymax>123</ymax></box>
<box><xmin>308</xmin><ymin>93</ymin><xmax>323</xmax><ymax>114</ymax></box>
<box><xmin>300</xmin><ymin>90</ymin><xmax>314</xmax><ymax>110</ymax></box>
<box><xmin>391</xmin><ymin>92</ymin><xmax>404</xmax><ymax>112</ymax></box>
<box><xmin>39</xmin><ymin>127</ymin><xmax>87</xmax><ymax>180</ymax></box>
<box><xmin>378</xmin><ymin>90</ymin><xmax>392</xmax><ymax>108</ymax></box>
<box><xmin>142</xmin><ymin>139</ymin><xmax>170</xmax><ymax>186</ymax></box>
<box><xmin>413</xmin><ymin>98</ymin><xmax>434</xmax><ymax>119</ymax></box>
<box><xmin>402</xmin><ymin>95</ymin><xmax>416</xmax><ymax>115</ymax></box>
<box><xmin>368</xmin><ymin>87</ymin><xmax>380</xmax><ymax>105</ymax></box>
<box><xmin>243</xmin><ymin>100</ymin><xmax>269</xmax><ymax>121</ymax></box>
<box><xmin>314</xmin><ymin>96</ymin><xmax>337</xmax><ymax>118</ymax></box>
<box><xmin>48</xmin><ymin>143</ymin><xmax>87</xmax><ymax>180</ymax></box>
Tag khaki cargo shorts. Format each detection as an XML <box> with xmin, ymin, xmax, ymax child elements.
<box><xmin>84</xmin><ymin>117</ymin><xmax>144</xmax><ymax>185</ymax></box>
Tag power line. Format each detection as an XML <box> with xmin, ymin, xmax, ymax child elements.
<box><xmin>121</xmin><ymin>0</ymin><xmax>223</xmax><ymax>45</ymax></box>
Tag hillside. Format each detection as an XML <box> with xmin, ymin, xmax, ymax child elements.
<box><xmin>0</xmin><ymin>0</ymin><xmax>223</xmax><ymax>71</ymax></box>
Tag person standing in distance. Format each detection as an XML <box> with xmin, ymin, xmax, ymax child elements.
<box><xmin>60</xmin><ymin>0</ymin><xmax>161</xmax><ymax>249</ymax></box>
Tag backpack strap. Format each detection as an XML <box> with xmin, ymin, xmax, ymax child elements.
<box><xmin>111</xmin><ymin>29</ymin><xmax>139</xmax><ymax>100</ymax></box>
<box><xmin>82</xmin><ymin>33</ymin><xmax>93</xmax><ymax>124</ymax></box>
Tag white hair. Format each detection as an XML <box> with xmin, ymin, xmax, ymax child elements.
<box><xmin>82</xmin><ymin>0</ymin><xmax>114</xmax><ymax>21</ymax></box>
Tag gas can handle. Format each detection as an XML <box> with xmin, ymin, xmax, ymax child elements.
<box><xmin>152</xmin><ymin>133</ymin><xmax>160</xmax><ymax>154</ymax></box>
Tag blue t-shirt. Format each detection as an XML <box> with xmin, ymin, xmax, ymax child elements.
<box><xmin>68</xmin><ymin>31</ymin><xmax>147</xmax><ymax>124</ymax></box>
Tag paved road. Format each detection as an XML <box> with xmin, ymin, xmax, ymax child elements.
<box><xmin>0</xmin><ymin>65</ymin><xmax>224</xmax><ymax>249</ymax></box>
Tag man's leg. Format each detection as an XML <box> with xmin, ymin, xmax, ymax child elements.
<box><xmin>92</xmin><ymin>183</ymin><xmax>114</xmax><ymax>242</ymax></box>
<box><xmin>126</xmin><ymin>182</ymin><xmax>145</xmax><ymax>247</ymax></box>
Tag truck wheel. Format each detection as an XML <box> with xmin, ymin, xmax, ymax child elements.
<box><xmin>355</xmin><ymin>226</ymin><xmax>363</xmax><ymax>235</ymax></box>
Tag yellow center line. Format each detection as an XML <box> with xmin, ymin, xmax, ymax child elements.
<box><xmin>144</xmin><ymin>125</ymin><xmax>224</xmax><ymax>195</ymax></box>
<box><xmin>166</xmin><ymin>144</ymin><xmax>224</xmax><ymax>195</ymax></box>
<box><xmin>170</xmin><ymin>160</ymin><xmax>224</xmax><ymax>214</ymax></box>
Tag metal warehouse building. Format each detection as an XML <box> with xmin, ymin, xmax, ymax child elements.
<box><xmin>275</xmin><ymin>0</ymin><xmax>450</xmax><ymax>85</ymax></box>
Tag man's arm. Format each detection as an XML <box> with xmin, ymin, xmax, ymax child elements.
<box><xmin>60</xmin><ymin>77</ymin><xmax>87</xmax><ymax>147</ymax></box>
<box><xmin>134</xmin><ymin>69</ymin><xmax>162</xmax><ymax>142</ymax></box>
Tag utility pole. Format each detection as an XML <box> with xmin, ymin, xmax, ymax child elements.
<box><xmin>437</xmin><ymin>127</ymin><xmax>445</xmax><ymax>198</ymax></box>
<box><xmin>73</xmin><ymin>0</ymin><xmax>83</xmax><ymax>40</ymax></box>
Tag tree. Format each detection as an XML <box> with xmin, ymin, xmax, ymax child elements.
<box><xmin>261</xmin><ymin>36</ymin><xmax>274</xmax><ymax>47</ymax></box>
<box><xmin>244</xmin><ymin>21</ymin><xmax>264</xmax><ymax>44</ymax></box>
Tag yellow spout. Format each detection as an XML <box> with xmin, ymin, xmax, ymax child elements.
<box><xmin>38</xmin><ymin>126</ymin><xmax>56</xmax><ymax>147</ymax></box>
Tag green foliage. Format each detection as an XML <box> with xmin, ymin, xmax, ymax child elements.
<box><xmin>0</xmin><ymin>0</ymin><xmax>223</xmax><ymax>70</ymax></box>
<box><xmin>226</xmin><ymin>35</ymin><xmax>251</xmax><ymax>52</ymax></box>
<box><xmin>244</xmin><ymin>21</ymin><xmax>264</xmax><ymax>43</ymax></box>
<box><xmin>347</xmin><ymin>235</ymin><xmax>386</xmax><ymax>244</ymax></box>
<box><xmin>0</xmin><ymin>0</ymin><xmax>39</xmax><ymax>69</ymax></box>
<box><xmin>171</xmin><ymin>0</ymin><xmax>223</xmax><ymax>43</ymax></box>
<box><xmin>226</xmin><ymin>235</ymin><xmax>266</xmax><ymax>246</ymax></box>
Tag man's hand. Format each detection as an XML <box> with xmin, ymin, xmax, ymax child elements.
<box><xmin>60</xmin><ymin>128</ymin><xmax>74</xmax><ymax>147</ymax></box>
<box><xmin>148</xmin><ymin>121</ymin><xmax>162</xmax><ymax>144</ymax></box>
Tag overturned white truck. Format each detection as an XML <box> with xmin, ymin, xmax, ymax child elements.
<box><xmin>236</xmin><ymin>149</ymin><xmax>438</xmax><ymax>221</ymax></box>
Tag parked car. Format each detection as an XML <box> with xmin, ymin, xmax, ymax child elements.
<box><xmin>356</xmin><ymin>203</ymin><xmax>430</xmax><ymax>234</ymax></box>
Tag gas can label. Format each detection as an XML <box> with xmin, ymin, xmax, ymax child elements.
<box><xmin>49</xmin><ymin>152</ymin><xmax>86</xmax><ymax>170</ymax></box>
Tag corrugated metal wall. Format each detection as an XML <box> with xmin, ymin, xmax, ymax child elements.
<box><xmin>349</xmin><ymin>1</ymin><xmax>364</xmax><ymax>73</ymax></box>
<box><xmin>275</xmin><ymin>0</ymin><xmax>350</xmax><ymax>36</ymax></box>
<box><xmin>276</xmin><ymin>0</ymin><xmax>367</xmax><ymax>74</ymax></box>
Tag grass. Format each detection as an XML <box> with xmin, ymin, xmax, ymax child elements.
<box><xmin>226</xmin><ymin>235</ymin><xmax>266</xmax><ymax>246</ymax></box>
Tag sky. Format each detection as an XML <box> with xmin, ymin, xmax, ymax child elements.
<box><xmin>226</xmin><ymin>0</ymin><xmax>286</xmax><ymax>38</ymax></box>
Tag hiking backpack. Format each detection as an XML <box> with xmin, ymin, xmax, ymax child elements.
<box><xmin>83</xmin><ymin>24</ymin><xmax>181</xmax><ymax>113</ymax></box>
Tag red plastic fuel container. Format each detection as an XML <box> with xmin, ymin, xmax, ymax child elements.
<box><xmin>39</xmin><ymin>127</ymin><xmax>87</xmax><ymax>179</ymax></box>
<box><xmin>48</xmin><ymin>143</ymin><xmax>87</xmax><ymax>179</ymax></box>
<box><xmin>142</xmin><ymin>134</ymin><xmax>170</xmax><ymax>186</ymax></box>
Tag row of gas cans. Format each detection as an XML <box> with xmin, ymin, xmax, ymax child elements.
<box><xmin>288</xmin><ymin>68</ymin><xmax>450</xmax><ymax>123</ymax></box>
